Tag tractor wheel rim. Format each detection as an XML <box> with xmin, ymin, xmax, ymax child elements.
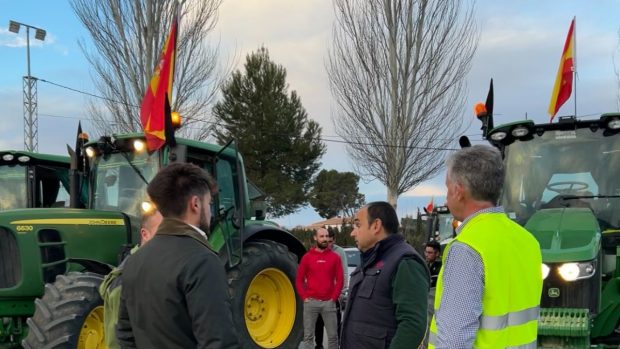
<box><xmin>245</xmin><ymin>267</ymin><xmax>296</xmax><ymax>348</ymax></box>
<box><xmin>78</xmin><ymin>305</ymin><xmax>105</xmax><ymax>349</ymax></box>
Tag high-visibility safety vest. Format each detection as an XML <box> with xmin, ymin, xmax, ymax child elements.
<box><xmin>428</xmin><ymin>212</ymin><xmax>542</xmax><ymax>349</ymax></box>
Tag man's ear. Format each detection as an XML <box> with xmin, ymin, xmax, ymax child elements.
<box><xmin>140</xmin><ymin>228</ymin><xmax>148</xmax><ymax>241</ymax></box>
<box><xmin>188</xmin><ymin>195</ymin><xmax>200</xmax><ymax>214</ymax></box>
<box><xmin>373</xmin><ymin>218</ymin><xmax>383</xmax><ymax>235</ymax></box>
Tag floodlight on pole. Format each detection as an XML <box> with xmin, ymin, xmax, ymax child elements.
<box><xmin>8</xmin><ymin>20</ymin><xmax>46</xmax><ymax>152</ymax></box>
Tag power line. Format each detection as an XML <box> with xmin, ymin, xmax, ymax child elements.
<box><xmin>38</xmin><ymin>78</ymin><xmax>139</xmax><ymax>108</ymax></box>
<box><xmin>34</xmin><ymin>77</ymin><xmax>495</xmax><ymax>151</ymax></box>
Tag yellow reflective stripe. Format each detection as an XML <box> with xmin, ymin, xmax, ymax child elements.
<box><xmin>428</xmin><ymin>331</ymin><xmax>437</xmax><ymax>347</ymax></box>
<box><xmin>480</xmin><ymin>306</ymin><xmax>539</xmax><ymax>331</ymax></box>
<box><xmin>507</xmin><ymin>339</ymin><xmax>537</xmax><ymax>349</ymax></box>
<box><xmin>11</xmin><ymin>218</ymin><xmax>125</xmax><ymax>226</ymax></box>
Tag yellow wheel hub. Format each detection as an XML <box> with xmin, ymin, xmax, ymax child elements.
<box><xmin>78</xmin><ymin>305</ymin><xmax>105</xmax><ymax>349</ymax></box>
<box><xmin>245</xmin><ymin>268</ymin><xmax>296</xmax><ymax>348</ymax></box>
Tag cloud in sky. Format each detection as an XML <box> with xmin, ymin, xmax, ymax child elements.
<box><xmin>0</xmin><ymin>28</ymin><xmax>56</xmax><ymax>48</ymax></box>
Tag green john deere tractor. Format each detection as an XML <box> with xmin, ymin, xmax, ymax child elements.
<box><xmin>473</xmin><ymin>107</ymin><xmax>620</xmax><ymax>348</ymax></box>
<box><xmin>0</xmin><ymin>134</ymin><xmax>305</xmax><ymax>348</ymax></box>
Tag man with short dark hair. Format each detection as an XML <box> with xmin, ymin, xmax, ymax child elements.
<box><xmin>428</xmin><ymin>145</ymin><xmax>542</xmax><ymax>348</ymax></box>
<box><xmin>116</xmin><ymin>163</ymin><xmax>239</xmax><ymax>348</ymax></box>
<box><xmin>340</xmin><ymin>201</ymin><xmax>429</xmax><ymax>349</ymax></box>
<box><xmin>424</xmin><ymin>240</ymin><xmax>441</xmax><ymax>288</ymax></box>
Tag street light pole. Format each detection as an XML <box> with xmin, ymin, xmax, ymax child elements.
<box><xmin>8</xmin><ymin>20</ymin><xmax>46</xmax><ymax>152</ymax></box>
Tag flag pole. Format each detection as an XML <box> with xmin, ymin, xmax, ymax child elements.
<box><xmin>573</xmin><ymin>17</ymin><xmax>577</xmax><ymax>118</ymax></box>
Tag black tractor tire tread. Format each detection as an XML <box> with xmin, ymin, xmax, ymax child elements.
<box><xmin>228</xmin><ymin>239</ymin><xmax>302</xmax><ymax>349</ymax></box>
<box><xmin>22</xmin><ymin>271</ymin><xmax>104</xmax><ymax>349</ymax></box>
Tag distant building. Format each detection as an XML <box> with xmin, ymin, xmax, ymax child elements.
<box><xmin>305</xmin><ymin>216</ymin><xmax>353</xmax><ymax>230</ymax></box>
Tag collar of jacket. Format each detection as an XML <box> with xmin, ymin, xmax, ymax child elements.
<box><xmin>156</xmin><ymin>218</ymin><xmax>215</xmax><ymax>252</ymax></box>
<box><xmin>360</xmin><ymin>233</ymin><xmax>405</xmax><ymax>269</ymax></box>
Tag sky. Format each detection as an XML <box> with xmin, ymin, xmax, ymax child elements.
<box><xmin>2</xmin><ymin>0</ymin><xmax>620</xmax><ymax>228</ymax></box>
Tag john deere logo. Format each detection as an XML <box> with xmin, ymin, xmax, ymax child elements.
<box><xmin>548</xmin><ymin>288</ymin><xmax>560</xmax><ymax>298</ymax></box>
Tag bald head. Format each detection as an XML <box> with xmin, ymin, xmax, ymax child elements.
<box><xmin>314</xmin><ymin>227</ymin><xmax>329</xmax><ymax>250</ymax></box>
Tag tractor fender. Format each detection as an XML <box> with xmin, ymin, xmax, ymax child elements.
<box><xmin>218</xmin><ymin>223</ymin><xmax>306</xmax><ymax>266</ymax></box>
<box><xmin>241</xmin><ymin>223</ymin><xmax>306</xmax><ymax>260</ymax></box>
<box><xmin>68</xmin><ymin>258</ymin><xmax>114</xmax><ymax>276</ymax></box>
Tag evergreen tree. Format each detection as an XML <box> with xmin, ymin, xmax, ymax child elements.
<box><xmin>213</xmin><ymin>47</ymin><xmax>325</xmax><ymax>217</ymax></box>
<box><xmin>309</xmin><ymin>169</ymin><xmax>365</xmax><ymax>219</ymax></box>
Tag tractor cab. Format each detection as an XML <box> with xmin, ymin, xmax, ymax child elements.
<box><xmin>83</xmin><ymin>134</ymin><xmax>248</xmax><ymax>257</ymax></box>
<box><xmin>0</xmin><ymin>150</ymin><xmax>72</xmax><ymax>210</ymax></box>
<box><xmin>480</xmin><ymin>113</ymin><xmax>620</xmax><ymax>347</ymax></box>
<box><xmin>422</xmin><ymin>205</ymin><xmax>457</xmax><ymax>250</ymax></box>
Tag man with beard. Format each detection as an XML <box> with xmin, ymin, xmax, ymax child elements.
<box><xmin>296</xmin><ymin>227</ymin><xmax>344</xmax><ymax>349</ymax></box>
<box><xmin>116</xmin><ymin>163</ymin><xmax>239</xmax><ymax>348</ymax></box>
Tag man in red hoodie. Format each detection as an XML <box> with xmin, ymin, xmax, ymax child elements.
<box><xmin>296</xmin><ymin>227</ymin><xmax>344</xmax><ymax>349</ymax></box>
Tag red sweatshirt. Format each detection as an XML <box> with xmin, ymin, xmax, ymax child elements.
<box><xmin>295</xmin><ymin>247</ymin><xmax>344</xmax><ymax>302</ymax></box>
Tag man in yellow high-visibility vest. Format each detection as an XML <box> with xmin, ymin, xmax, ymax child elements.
<box><xmin>428</xmin><ymin>145</ymin><xmax>542</xmax><ymax>349</ymax></box>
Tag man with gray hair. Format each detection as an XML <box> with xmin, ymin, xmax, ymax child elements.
<box><xmin>428</xmin><ymin>145</ymin><xmax>542</xmax><ymax>349</ymax></box>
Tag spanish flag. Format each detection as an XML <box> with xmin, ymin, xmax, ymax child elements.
<box><xmin>548</xmin><ymin>18</ymin><xmax>575</xmax><ymax>121</ymax></box>
<box><xmin>140</xmin><ymin>16</ymin><xmax>178</xmax><ymax>151</ymax></box>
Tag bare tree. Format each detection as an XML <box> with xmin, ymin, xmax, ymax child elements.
<box><xmin>70</xmin><ymin>0</ymin><xmax>224</xmax><ymax>139</ymax></box>
<box><xmin>327</xmin><ymin>0</ymin><xmax>478</xmax><ymax>207</ymax></box>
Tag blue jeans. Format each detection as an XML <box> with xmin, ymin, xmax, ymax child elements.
<box><xmin>302</xmin><ymin>299</ymin><xmax>338</xmax><ymax>349</ymax></box>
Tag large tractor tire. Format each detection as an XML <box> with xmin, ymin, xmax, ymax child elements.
<box><xmin>228</xmin><ymin>239</ymin><xmax>303</xmax><ymax>348</ymax></box>
<box><xmin>23</xmin><ymin>272</ymin><xmax>105</xmax><ymax>349</ymax></box>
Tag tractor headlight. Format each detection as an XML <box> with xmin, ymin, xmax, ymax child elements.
<box><xmin>511</xmin><ymin>126</ymin><xmax>530</xmax><ymax>137</ymax></box>
<box><xmin>607</xmin><ymin>117</ymin><xmax>620</xmax><ymax>130</ymax></box>
<box><xmin>542</xmin><ymin>263</ymin><xmax>550</xmax><ymax>280</ymax></box>
<box><xmin>558</xmin><ymin>261</ymin><xmax>595</xmax><ymax>281</ymax></box>
<box><xmin>17</xmin><ymin>155</ymin><xmax>30</xmax><ymax>163</ymax></box>
<box><xmin>2</xmin><ymin>154</ymin><xmax>14</xmax><ymax>161</ymax></box>
<box><xmin>133</xmin><ymin>139</ymin><xmax>146</xmax><ymax>153</ymax></box>
<box><xmin>490</xmin><ymin>131</ymin><xmax>507</xmax><ymax>141</ymax></box>
<box><xmin>141</xmin><ymin>201</ymin><xmax>155</xmax><ymax>214</ymax></box>
<box><xmin>85</xmin><ymin>146</ymin><xmax>97</xmax><ymax>158</ymax></box>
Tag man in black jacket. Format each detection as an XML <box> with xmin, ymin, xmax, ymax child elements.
<box><xmin>340</xmin><ymin>201</ymin><xmax>429</xmax><ymax>349</ymax></box>
<box><xmin>116</xmin><ymin>163</ymin><xmax>239</xmax><ymax>348</ymax></box>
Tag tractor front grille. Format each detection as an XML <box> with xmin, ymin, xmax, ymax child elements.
<box><xmin>38</xmin><ymin>229</ymin><xmax>67</xmax><ymax>283</ymax></box>
<box><xmin>0</xmin><ymin>227</ymin><xmax>21</xmax><ymax>288</ymax></box>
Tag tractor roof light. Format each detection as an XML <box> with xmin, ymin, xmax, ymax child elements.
<box><xmin>607</xmin><ymin>117</ymin><xmax>620</xmax><ymax>130</ymax></box>
<box><xmin>171</xmin><ymin>111</ymin><xmax>182</xmax><ymax>128</ymax></box>
<box><xmin>490</xmin><ymin>131</ymin><xmax>507</xmax><ymax>141</ymax></box>
<box><xmin>542</xmin><ymin>263</ymin><xmax>550</xmax><ymax>280</ymax></box>
<box><xmin>85</xmin><ymin>146</ymin><xmax>97</xmax><ymax>158</ymax></box>
<box><xmin>2</xmin><ymin>154</ymin><xmax>14</xmax><ymax>161</ymax></box>
<box><xmin>17</xmin><ymin>155</ymin><xmax>30</xmax><ymax>163</ymax></box>
<box><xmin>133</xmin><ymin>139</ymin><xmax>146</xmax><ymax>153</ymax></box>
<box><xmin>511</xmin><ymin>126</ymin><xmax>530</xmax><ymax>138</ymax></box>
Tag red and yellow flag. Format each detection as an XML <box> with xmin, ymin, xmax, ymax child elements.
<box><xmin>140</xmin><ymin>16</ymin><xmax>178</xmax><ymax>151</ymax></box>
<box><xmin>425</xmin><ymin>197</ymin><xmax>434</xmax><ymax>214</ymax></box>
<box><xmin>548</xmin><ymin>18</ymin><xmax>575</xmax><ymax>121</ymax></box>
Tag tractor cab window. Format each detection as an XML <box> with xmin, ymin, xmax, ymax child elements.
<box><xmin>436</xmin><ymin>213</ymin><xmax>456</xmax><ymax>242</ymax></box>
<box><xmin>501</xmin><ymin>127</ymin><xmax>620</xmax><ymax>230</ymax></box>
<box><xmin>0</xmin><ymin>165</ymin><xmax>27</xmax><ymax>210</ymax></box>
<box><xmin>540</xmin><ymin>173</ymin><xmax>598</xmax><ymax>204</ymax></box>
<box><xmin>216</xmin><ymin>159</ymin><xmax>236</xmax><ymax>214</ymax></box>
<box><xmin>35</xmin><ymin>165</ymin><xmax>71</xmax><ymax>208</ymax></box>
<box><xmin>92</xmin><ymin>151</ymin><xmax>159</xmax><ymax>217</ymax></box>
